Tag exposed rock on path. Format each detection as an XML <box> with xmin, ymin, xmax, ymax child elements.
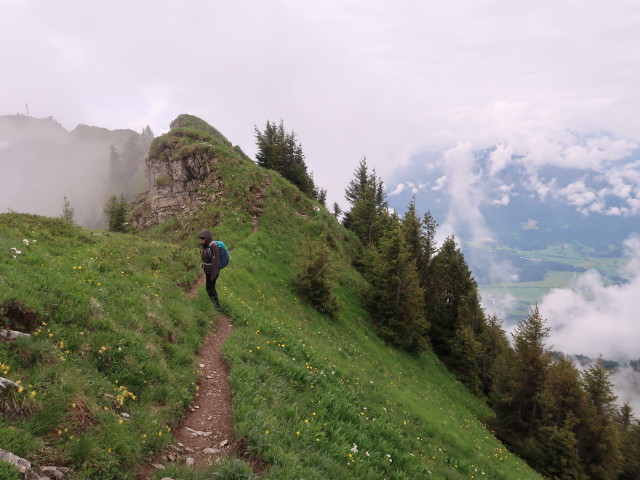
<box><xmin>172</xmin><ymin>312</ymin><xmax>236</xmax><ymax>466</ymax></box>
<box><xmin>138</xmin><ymin>274</ymin><xmax>237</xmax><ymax>477</ymax></box>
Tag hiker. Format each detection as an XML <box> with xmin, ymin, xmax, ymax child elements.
<box><xmin>199</xmin><ymin>229</ymin><xmax>221</xmax><ymax>308</ymax></box>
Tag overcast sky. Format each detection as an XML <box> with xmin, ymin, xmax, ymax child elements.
<box><xmin>2</xmin><ymin>0</ymin><xmax>640</xmax><ymax>208</ymax></box>
<box><xmin>2</xmin><ymin>0</ymin><xmax>640</xmax><ymax>397</ymax></box>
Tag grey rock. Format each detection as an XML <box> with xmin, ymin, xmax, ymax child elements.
<box><xmin>40</xmin><ymin>466</ymin><xmax>66</xmax><ymax>479</ymax></box>
<box><xmin>0</xmin><ymin>448</ymin><xmax>30</xmax><ymax>472</ymax></box>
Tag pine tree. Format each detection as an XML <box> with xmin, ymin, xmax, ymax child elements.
<box><xmin>316</xmin><ymin>188</ymin><xmax>327</xmax><ymax>207</ymax></box>
<box><xmin>344</xmin><ymin>157</ymin><xmax>370</xmax><ymax>207</ymax></box>
<box><xmin>427</xmin><ymin>236</ymin><xmax>482</xmax><ymax>357</ymax></box>
<box><xmin>343</xmin><ymin>159</ymin><xmax>388</xmax><ymax>246</ymax></box>
<box><xmin>532</xmin><ymin>355</ymin><xmax>589</xmax><ymax>479</ymax></box>
<box><xmin>104</xmin><ymin>194</ymin><xmax>128</xmax><ymax>233</ymax></box>
<box><xmin>255</xmin><ymin>120</ymin><xmax>316</xmax><ymax>198</ymax></box>
<box><xmin>578</xmin><ymin>358</ymin><xmax>623</xmax><ymax>480</ymax></box>
<box><xmin>490</xmin><ymin>306</ymin><xmax>552</xmax><ymax>437</ymax></box>
<box><xmin>61</xmin><ymin>196</ymin><xmax>75</xmax><ymax>224</ymax></box>
<box><xmin>477</xmin><ymin>315</ymin><xmax>511</xmax><ymax>396</ymax></box>
<box><xmin>422</xmin><ymin>210</ymin><xmax>438</xmax><ymax>272</ymax></box>
<box><xmin>332</xmin><ymin>202</ymin><xmax>342</xmax><ymax>219</ymax></box>
<box><xmin>362</xmin><ymin>214</ymin><xmax>427</xmax><ymax>352</ymax></box>
<box><xmin>292</xmin><ymin>237</ymin><xmax>339</xmax><ymax>317</ymax></box>
<box><xmin>618</xmin><ymin>415</ymin><xmax>640</xmax><ymax>480</ymax></box>
<box><xmin>401</xmin><ymin>197</ymin><xmax>425</xmax><ymax>276</ymax></box>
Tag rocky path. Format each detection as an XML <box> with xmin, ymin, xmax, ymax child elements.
<box><xmin>137</xmin><ymin>274</ymin><xmax>238</xmax><ymax>478</ymax></box>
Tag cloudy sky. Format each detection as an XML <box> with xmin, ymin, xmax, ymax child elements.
<box><xmin>3</xmin><ymin>1</ymin><xmax>640</xmax><ymax>368</ymax></box>
<box><xmin>2</xmin><ymin>0</ymin><xmax>640</xmax><ymax>208</ymax></box>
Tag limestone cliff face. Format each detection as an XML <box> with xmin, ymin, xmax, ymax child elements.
<box><xmin>131</xmin><ymin>115</ymin><xmax>231</xmax><ymax>229</ymax></box>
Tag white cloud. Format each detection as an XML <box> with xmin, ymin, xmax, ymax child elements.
<box><xmin>432</xmin><ymin>176</ymin><xmax>447</xmax><ymax>191</ymax></box>
<box><xmin>389</xmin><ymin>183</ymin><xmax>405</xmax><ymax>196</ymax></box>
<box><xmin>492</xmin><ymin>195</ymin><xmax>510</xmax><ymax>206</ymax></box>
<box><xmin>481</xmin><ymin>290</ymin><xmax>518</xmax><ymax>320</ymax></box>
<box><xmin>489</xmin><ymin>144</ymin><xmax>515</xmax><ymax>176</ymax></box>
<box><xmin>610</xmin><ymin>366</ymin><xmax>640</xmax><ymax>415</ymax></box>
<box><xmin>2</xmin><ymin>1</ymin><xmax>640</xmax><ymax>211</ymax></box>
<box><xmin>540</xmin><ymin>235</ymin><xmax>640</xmax><ymax>362</ymax></box>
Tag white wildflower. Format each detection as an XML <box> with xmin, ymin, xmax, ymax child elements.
<box><xmin>22</xmin><ymin>239</ymin><xmax>29</xmax><ymax>245</ymax></box>
<box><xmin>351</xmin><ymin>444</ymin><xmax>358</xmax><ymax>453</ymax></box>
<box><xmin>365</xmin><ymin>451</ymin><xmax>370</xmax><ymax>457</ymax></box>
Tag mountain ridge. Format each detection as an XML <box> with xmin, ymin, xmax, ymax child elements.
<box><xmin>0</xmin><ymin>114</ymin><xmax>544</xmax><ymax>479</ymax></box>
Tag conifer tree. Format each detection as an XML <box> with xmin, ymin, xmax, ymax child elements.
<box><xmin>255</xmin><ymin>120</ymin><xmax>316</xmax><ymax>198</ymax></box>
<box><xmin>477</xmin><ymin>315</ymin><xmax>510</xmax><ymax>396</ymax></box>
<box><xmin>61</xmin><ymin>196</ymin><xmax>75</xmax><ymax>224</ymax></box>
<box><xmin>578</xmin><ymin>358</ymin><xmax>623</xmax><ymax>480</ymax></box>
<box><xmin>427</xmin><ymin>236</ymin><xmax>483</xmax><ymax>357</ymax></box>
<box><xmin>618</xmin><ymin>415</ymin><xmax>640</xmax><ymax>480</ymax></box>
<box><xmin>316</xmin><ymin>188</ymin><xmax>327</xmax><ymax>207</ymax></box>
<box><xmin>343</xmin><ymin>158</ymin><xmax>388</xmax><ymax>245</ymax></box>
<box><xmin>490</xmin><ymin>306</ymin><xmax>552</xmax><ymax>437</ymax></box>
<box><xmin>401</xmin><ymin>197</ymin><xmax>425</xmax><ymax>275</ymax></box>
<box><xmin>292</xmin><ymin>237</ymin><xmax>339</xmax><ymax>317</ymax></box>
<box><xmin>331</xmin><ymin>202</ymin><xmax>342</xmax><ymax>219</ymax></box>
<box><xmin>361</xmin><ymin>214</ymin><xmax>427</xmax><ymax>352</ymax></box>
<box><xmin>532</xmin><ymin>355</ymin><xmax>589</xmax><ymax>479</ymax></box>
<box><xmin>344</xmin><ymin>157</ymin><xmax>370</xmax><ymax>207</ymax></box>
<box><xmin>104</xmin><ymin>194</ymin><xmax>129</xmax><ymax>233</ymax></box>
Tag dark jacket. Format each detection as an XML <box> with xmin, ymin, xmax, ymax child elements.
<box><xmin>199</xmin><ymin>230</ymin><xmax>220</xmax><ymax>278</ymax></box>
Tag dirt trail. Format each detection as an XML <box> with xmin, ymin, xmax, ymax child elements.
<box><xmin>137</xmin><ymin>274</ymin><xmax>237</xmax><ymax>477</ymax></box>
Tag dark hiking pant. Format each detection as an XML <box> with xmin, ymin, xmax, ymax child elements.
<box><xmin>206</xmin><ymin>274</ymin><xmax>220</xmax><ymax>307</ymax></box>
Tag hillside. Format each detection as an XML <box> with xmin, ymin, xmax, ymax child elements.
<box><xmin>0</xmin><ymin>116</ymin><xmax>543</xmax><ymax>479</ymax></box>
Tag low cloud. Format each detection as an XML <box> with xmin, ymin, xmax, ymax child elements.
<box><xmin>389</xmin><ymin>183</ymin><xmax>405</xmax><ymax>196</ymax></box>
<box><xmin>610</xmin><ymin>366</ymin><xmax>640</xmax><ymax>415</ymax></box>
<box><xmin>540</xmin><ymin>235</ymin><xmax>640</xmax><ymax>362</ymax></box>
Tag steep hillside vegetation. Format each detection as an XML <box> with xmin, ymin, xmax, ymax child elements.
<box><xmin>0</xmin><ymin>116</ymin><xmax>543</xmax><ymax>479</ymax></box>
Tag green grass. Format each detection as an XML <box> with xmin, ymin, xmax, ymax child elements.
<box><xmin>0</xmin><ymin>213</ymin><xmax>212</xmax><ymax>478</ymax></box>
<box><xmin>479</xmin><ymin>243</ymin><xmax>627</xmax><ymax>320</ymax></box>
<box><xmin>0</xmin><ymin>116</ymin><xmax>544</xmax><ymax>479</ymax></box>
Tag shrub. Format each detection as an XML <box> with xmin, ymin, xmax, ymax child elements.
<box><xmin>292</xmin><ymin>237</ymin><xmax>339</xmax><ymax>317</ymax></box>
<box><xmin>154</xmin><ymin>175</ymin><xmax>174</xmax><ymax>188</ymax></box>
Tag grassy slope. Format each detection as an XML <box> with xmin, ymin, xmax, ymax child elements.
<box><xmin>0</xmin><ymin>117</ymin><xmax>543</xmax><ymax>479</ymax></box>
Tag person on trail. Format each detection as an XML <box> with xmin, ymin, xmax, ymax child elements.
<box><xmin>198</xmin><ymin>230</ymin><xmax>221</xmax><ymax>308</ymax></box>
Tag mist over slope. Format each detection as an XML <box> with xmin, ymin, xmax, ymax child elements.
<box><xmin>0</xmin><ymin>114</ymin><xmax>152</xmax><ymax>228</ymax></box>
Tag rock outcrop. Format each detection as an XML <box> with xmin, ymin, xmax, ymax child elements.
<box><xmin>131</xmin><ymin>115</ymin><xmax>231</xmax><ymax>228</ymax></box>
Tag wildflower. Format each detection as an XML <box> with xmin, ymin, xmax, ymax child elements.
<box><xmin>29</xmin><ymin>390</ymin><xmax>37</xmax><ymax>398</ymax></box>
<box><xmin>351</xmin><ymin>444</ymin><xmax>358</xmax><ymax>453</ymax></box>
<box><xmin>22</xmin><ymin>239</ymin><xmax>29</xmax><ymax>245</ymax></box>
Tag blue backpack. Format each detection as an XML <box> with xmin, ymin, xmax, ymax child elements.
<box><xmin>215</xmin><ymin>240</ymin><xmax>230</xmax><ymax>269</ymax></box>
